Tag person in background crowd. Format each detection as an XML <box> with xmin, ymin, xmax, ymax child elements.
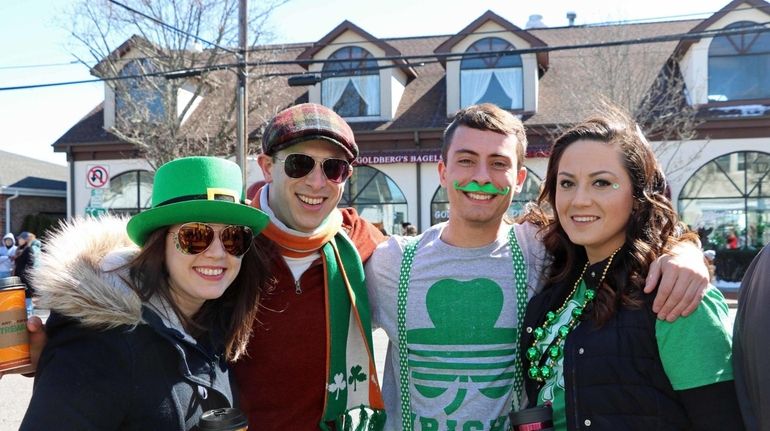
<box><xmin>520</xmin><ymin>108</ymin><xmax>742</xmax><ymax>430</ymax></box>
<box><xmin>20</xmin><ymin>157</ymin><xmax>271</xmax><ymax>430</ymax></box>
<box><xmin>0</xmin><ymin>232</ymin><xmax>17</xmax><ymax>278</ymax></box>
<box><xmin>14</xmin><ymin>232</ymin><xmax>41</xmax><ymax>312</ymax></box>
<box><xmin>703</xmin><ymin>249</ymin><xmax>716</xmax><ymax>283</ymax></box>
<box><xmin>733</xmin><ymin>243</ymin><xmax>770</xmax><ymax>431</ymax></box>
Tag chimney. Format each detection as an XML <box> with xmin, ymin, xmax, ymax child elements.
<box><xmin>525</xmin><ymin>14</ymin><xmax>546</xmax><ymax>29</ymax></box>
<box><xmin>567</xmin><ymin>11</ymin><xmax>577</xmax><ymax>26</ymax></box>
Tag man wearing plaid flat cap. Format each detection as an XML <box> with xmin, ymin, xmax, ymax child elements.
<box><xmin>233</xmin><ymin>103</ymin><xmax>387</xmax><ymax>430</ymax></box>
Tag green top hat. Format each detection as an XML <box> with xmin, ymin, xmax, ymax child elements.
<box><xmin>126</xmin><ymin>157</ymin><xmax>269</xmax><ymax>246</ymax></box>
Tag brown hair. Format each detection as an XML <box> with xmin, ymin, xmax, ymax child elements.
<box><xmin>525</xmin><ymin>106</ymin><xmax>698</xmax><ymax>325</ymax></box>
<box><xmin>442</xmin><ymin>103</ymin><xmax>527</xmax><ymax>169</ymax></box>
<box><xmin>125</xmin><ymin>228</ymin><xmax>272</xmax><ymax>361</ymax></box>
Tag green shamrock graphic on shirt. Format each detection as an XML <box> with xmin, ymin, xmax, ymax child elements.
<box><xmin>407</xmin><ymin>278</ymin><xmax>517</xmax><ymax>414</ymax></box>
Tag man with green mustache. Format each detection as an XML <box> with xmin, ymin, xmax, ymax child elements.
<box><xmin>365</xmin><ymin>103</ymin><xmax>710</xmax><ymax>431</ymax></box>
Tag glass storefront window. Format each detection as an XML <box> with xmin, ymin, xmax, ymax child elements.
<box><xmin>100</xmin><ymin>170</ymin><xmax>154</xmax><ymax>216</ymax></box>
<box><xmin>679</xmin><ymin>151</ymin><xmax>770</xmax><ymax>282</ymax></box>
<box><xmin>339</xmin><ymin>165</ymin><xmax>407</xmax><ymax>235</ymax></box>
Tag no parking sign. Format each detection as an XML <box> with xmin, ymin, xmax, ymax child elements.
<box><xmin>86</xmin><ymin>165</ymin><xmax>110</xmax><ymax>189</ymax></box>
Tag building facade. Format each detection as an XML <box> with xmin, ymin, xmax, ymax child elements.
<box><xmin>54</xmin><ymin>0</ymin><xmax>770</xmax><ymax>281</ymax></box>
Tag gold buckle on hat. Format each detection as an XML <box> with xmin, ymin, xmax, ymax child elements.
<box><xmin>206</xmin><ymin>188</ymin><xmax>238</xmax><ymax>203</ymax></box>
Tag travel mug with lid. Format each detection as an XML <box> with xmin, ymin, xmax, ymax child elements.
<box><xmin>509</xmin><ymin>405</ymin><xmax>554</xmax><ymax>431</ymax></box>
<box><xmin>198</xmin><ymin>408</ymin><xmax>248</xmax><ymax>431</ymax></box>
<box><xmin>0</xmin><ymin>276</ymin><xmax>31</xmax><ymax>372</ymax></box>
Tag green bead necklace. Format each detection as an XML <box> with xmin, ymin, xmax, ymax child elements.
<box><xmin>526</xmin><ymin>247</ymin><xmax>621</xmax><ymax>382</ymax></box>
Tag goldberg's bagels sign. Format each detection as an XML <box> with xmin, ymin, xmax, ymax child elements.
<box><xmin>355</xmin><ymin>152</ymin><xmax>441</xmax><ymax>165</ymax></box>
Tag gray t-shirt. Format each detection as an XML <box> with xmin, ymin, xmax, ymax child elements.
<box><xmin>366</xmin><ymin>222</ymin><xmax>546</xmax><ymax>431</ymax></box>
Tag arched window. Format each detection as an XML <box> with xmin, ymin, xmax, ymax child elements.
<box><xmin>98</xmin><ymin>170</ymin><xmax>154</xmax><ymax>216</ymax></box>
<box><xmin>115</xmin><ymin>59</ymin><xmax>167</xmax><ymax>125</ymax></box>
<box><xmin>322</xmin><ymin>46</ymin><xmax>380</xmax><ymax>117</ymax></box>
<box><xmin>708</xmin><ymin>21</ymin><xmax>770</xmax><ymax>102</ymax></box>
<box><xmin>679</xmin><ymin>152</ymin><xmax>770</xmax><ymax>280</ymax></box>
<box><xmin>430</xmin><ymin>168</ymin><xmax>541</xmax><ymax>225</ymax></box>
<box><xmin>339</xmin><ymin>165</ymin><xmax>407</xmax><ymax>235</ymax></box>
<box><xmin>460</xmin><ymin>37</ymin><xmax>523</xmax><ymax>109</ymax></box>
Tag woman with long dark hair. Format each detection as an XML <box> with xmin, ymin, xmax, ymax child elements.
<box><xmin>21</xmin><ymin>157</ymin><xmax>271</xmax><ymax>430</ymax></box>
<box><xmin>520</xmin><ymin>109</ymin><xmax>743</xmax><ymax>430</ymax></box>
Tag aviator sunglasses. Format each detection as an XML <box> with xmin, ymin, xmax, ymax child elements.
<box><xmin>274</xmin><ymin>153</ymin><xmax>351</xmax><ymax>183</ymax></box>
<box><xmin>170</xmin><ymin>223</ymin><xmax>253</xmax><ymax>257</ymax></box>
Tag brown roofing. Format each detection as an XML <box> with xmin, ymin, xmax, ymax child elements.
<box><xmin>54</xmin><ymin>14</ymin><xmax>752</xmax><ymax>155</ymax></box>
<box><xmin>434</xmin><ymin>10</ymin><xmax>549</xmax><ymax>72</ymax></box>
<box><xmin>673</xmin><ymin>0</ymin><xmax>770</xmax><ymax>58</ymax></box>
<box><xmin>296</xmin><ymin>20</ymin><xmax>417</xmax><ymax>80</ymax></box>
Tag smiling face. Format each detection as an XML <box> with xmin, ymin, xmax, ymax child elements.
<box><xmin>164</xmin><ymin>223</ymin><xmax>243</xmax><ymax>318</ymax></box>
<box><xmin>555</xmin><ymin>139</ymin><xmax>634</xmax><ymax>263</ymax></box>
<box><xmin>258</xmin><ymin>139</ymin><xmax>349</xmax><ymax>233</ymax></box>
<box><xmin>439</xmin><ymin>125</ymin><xmax>527</xmax><ymax>231</ymax></box>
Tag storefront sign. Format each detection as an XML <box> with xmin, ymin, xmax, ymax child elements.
<box><xmin>355</xmin><ymin>150</ymin><xmax>442</xmax><ymax>166</ymax></box>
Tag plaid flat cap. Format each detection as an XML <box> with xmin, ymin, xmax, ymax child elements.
<box><xmin>262</xmin><ymin>103</ymin><xmax>358</xmax><ymax>161</ymax></box>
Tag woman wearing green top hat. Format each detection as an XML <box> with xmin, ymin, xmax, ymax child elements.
<box><xmin>20</xmin><ymin>157</ymin><xmax>270</xmax><ymax>431</ymax></box>
<box><xmin>519</xmin><ymin>108</ymin><xmax>744</xmax><ymax>430</ymax></box>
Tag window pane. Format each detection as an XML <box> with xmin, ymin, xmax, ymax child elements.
<box><xmin>339</xmin><ymin>166</ymin><xmax>407</xmax><ymax>235</ymax></box>
<box><xmin>680</xmin><ymin>154</ymin><xmax>744</xmax><ymax>198</ymax></box>
<box><xmin>102</xmin><ymin>170</ymin><xmax>153</xmax><ymax>211</ymax></box>
<box><xmin>678</xmin><ymin>151</ymin><xmax>770</xmax><ymax>283</ymax></box>
<box><xmin>321</xmin><ymin>47</ymin><xmax>380</xmax><ymax>116</ymax></box>
<box><xmin>708</xmin><ymin>21</ymin><xmax>770</xmax><ymax>101</ymax></box>
<box><xmin>115</xmin><ymin>59</ymin><xmax>167</xmax><ymax>124</ymax></box>
<box><xmin>460</xmin><ymin>37</ymin><xmax>523</xmax><ymax>109</ymax></box>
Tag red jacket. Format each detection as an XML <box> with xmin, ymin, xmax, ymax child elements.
<box><xmin>232</xmin><ymin>208</ymin><xmax>385</xmax><ymax>430</ymax></box>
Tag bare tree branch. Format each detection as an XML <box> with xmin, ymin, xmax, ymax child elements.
<box><xmin>67</xmin><ymin>0</ymin><xmax>288</xmax><ymax>168</ymax></box>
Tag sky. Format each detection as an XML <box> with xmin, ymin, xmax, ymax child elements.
<box><xmin>0</xmin><ymin>0</ymin><xmax>735</xmax><ymax>166</ymax></box>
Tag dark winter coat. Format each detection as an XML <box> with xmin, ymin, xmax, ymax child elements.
<box><xmin>14</xmin><ymin>239</ymin><xmax>40</xmax><ymax>296</ymax></box>
<box><xmin>19</xmin><ymin>217</ymin><xmax>237</xmax><ymax>431</ymax></box>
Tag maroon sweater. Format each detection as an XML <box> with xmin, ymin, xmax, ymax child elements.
<box><xmin>232</xmin><ymin>208</ymin><xmax>386</xmax><ymax>430</ymax></box>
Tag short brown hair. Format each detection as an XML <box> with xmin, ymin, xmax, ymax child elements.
<box><xmin>442</xmin><ymin>103</ymin><xmax>527</xmax><ymax>169</ymax></box>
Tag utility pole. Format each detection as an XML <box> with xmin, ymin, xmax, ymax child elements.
<box><xmin>236</xmin><ymin>0</ymin><xmax>248</xmax><ymax>184</ymax></box>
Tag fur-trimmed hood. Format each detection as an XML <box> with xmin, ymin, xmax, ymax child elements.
<box><xmin>31</xmin><ymin>216</ymin><xmax>144</xmax><ymax>329</ymax></box>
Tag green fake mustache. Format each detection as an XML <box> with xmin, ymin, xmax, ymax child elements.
<box><xmin>453</xmin><ymin>180</ymin><xmax>510</xmax><ymax>196</ymax></box>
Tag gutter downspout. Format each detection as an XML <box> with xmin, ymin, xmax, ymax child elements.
<box><xmin>4</xmin><ymin>188</ymin><xmax>20</xmax><ymax>234</ymax></box>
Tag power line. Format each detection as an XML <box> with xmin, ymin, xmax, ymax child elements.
<box><xmin>0</xmin><ymin>4</ymin><xmax>761</xmax><ymax>72</ymax></box>
<box><xmin>0</xmin><ymin>60</ymin><xmax>80</xmax><ymax>71</ymax></box>
<box><xmin>247</xmin><ymin>3</ymin><xmax>767</xmax><ymax>53</ymax></box>
<box><xmin>1</xmin><ymin>20</ymin><xmax>768</xmax><ymax>92</ymax></box>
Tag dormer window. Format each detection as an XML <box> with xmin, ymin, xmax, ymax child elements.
<box><xmin>708</xmin><ymin>21</ymin><xmax>770</xmax><ymax>102</ymax></box>
<box><xmin>460</xmin><ymin>37</ymin><xmax>523</xmax><ymax>109</ymax></box>
<box><xmin>322</xmin><ymin>46</ymin><xmax>381</xmax><ymax>117</ymax></box>
<box><xmin>115</xmin><ymin>59</ymin><xmax>167</xmax><ymax>125</ymax></box>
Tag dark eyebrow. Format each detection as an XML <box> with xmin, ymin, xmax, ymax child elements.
<box><xmin>557</xmin><ymin>170</ymin><xmax>618</xmax><ymax>178</ymax></box>
<box><xmin>453</xmin><ymin>149</ymin><xmax>512</xmax><ymax>159</ymax></box>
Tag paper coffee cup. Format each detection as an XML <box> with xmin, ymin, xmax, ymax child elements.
<box><xmin>0</xmin><ymin>276</ymin><xmax>30</xmax><ymax>372</ymax></box>
<box><xmin>198</xmin><ymin>408</ymin><xmax>248</xmax><ymax>431</ymax></box>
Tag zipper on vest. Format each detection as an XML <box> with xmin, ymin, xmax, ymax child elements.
<box><xmin>294</xmin><ymin>279</ymin><xmax>302</xmax><ymax>294</ymax></box>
